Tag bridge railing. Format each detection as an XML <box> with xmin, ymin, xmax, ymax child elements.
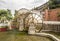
<box><xmin>41</xmin><ymin>21</ymin><xmax>60</xmax><ymax>32</ymax></box>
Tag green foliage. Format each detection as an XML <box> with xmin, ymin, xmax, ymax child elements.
<box><xmin>0</xmin><ymin>26</ymin><xmax>8</xmax><ymax>28</ymax></box>
<box><xmin>0</xmin><ymin>10</ymin><xmax>7</xmax><ymax>16</ymax></box>
<box><xmin>49</xmin><ymin>0</ymin><xmax>60</xmax><ymax>9</ymax></box>
<box><xmin>0</xmin><ymin>9</ymin><xmax>13</xmax><ymax>21</ymax></box>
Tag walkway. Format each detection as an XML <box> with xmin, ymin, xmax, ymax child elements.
<box><xmin>35</xmin><ymin>33</ymin><xmax>60</xmax><ymax>41</ymax></box>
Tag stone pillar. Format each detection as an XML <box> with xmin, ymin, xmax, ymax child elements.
<box><xmin>19</xmin><ymin>19</ymin><xmax>24</xmax><ymax>31</ymax></box>
<box><xmin>28</xmin><ymin>23</ymin><xmax>35</xmax><ymax>34</ymax></box>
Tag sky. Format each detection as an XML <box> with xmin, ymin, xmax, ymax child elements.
<box><xmin>0</xmin><ymin>0</ymin><xmax>48</xmax><ymax>16</ymax></box>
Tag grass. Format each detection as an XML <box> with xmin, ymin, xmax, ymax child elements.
<box><xmin>0</xmin><ymin>31</ymin><xmax>53</xmax><ymax>41</ymax></box>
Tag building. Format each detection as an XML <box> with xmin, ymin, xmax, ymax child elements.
<box><xmin>44</xmin><ymin>0</ymin><xmax>60</xmax><ymax>21</ymax></box>
<box><xmin>33</xmin><ymin>0</ymin><xmax>60</xmax><ymax>21</ymax></box>
<box><xmin>44</xmin><ymin>8</ymin><xmax>60</xmax><ymax>21</ymax></box>
<box><xmin>32</xmin><ymin>0</ymin><xmax>60</xmax><ymax>32</ymax></box>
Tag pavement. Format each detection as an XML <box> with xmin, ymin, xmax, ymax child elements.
<box><xmin>35</xmin><ymin>33</ymin><xmax>60</xmax><ymax>41</ymax></box>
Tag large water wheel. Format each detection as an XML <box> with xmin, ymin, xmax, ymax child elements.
<box><xmin>25</xmin><ymin>13</ymin><xmax>42</xmax><ymax>32</ymax></box>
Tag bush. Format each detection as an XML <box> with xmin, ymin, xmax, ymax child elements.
<box><xmin>0</xmin><ymin>26</ymin><xmax>8</xmax><ymax>28</ymax></box>
<box><xmin>49</xmin><ymin>0</ymin><xmax>60</xmax><ymax>9</ymax></box>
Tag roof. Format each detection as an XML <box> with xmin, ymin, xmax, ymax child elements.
<box><xmin>32</xmin><ymin>1</ymin><xmax>49</xmax><ymax>11</ymax></box>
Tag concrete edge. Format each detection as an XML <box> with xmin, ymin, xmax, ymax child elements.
<box><xmin>28</xmin><ymin>33</ymin><xmax>60</xmax><ymax>41</ymax></box>
<box><xmin>34</xmin><ymin>33</ymin><xmax>60</xmax><ymax>41</ymax></box>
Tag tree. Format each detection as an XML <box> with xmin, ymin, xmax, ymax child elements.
<box><xmin>6</xmin><ymin>9</ymin><xmax>13</xmax><ymax>20</ymax></box>
<box><xmin>0</xmin><ymin>9</ymin><xmax>13</xmax><ymax>23</ymax></box>
<box><xmin>49</xmin><ymin>0</ymin><xmax>60</xmax><ymax>9</ymax></box>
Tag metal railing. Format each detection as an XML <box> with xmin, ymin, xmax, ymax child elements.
<box><xmin>41</xmin><ymin>21</ymin><xmax>60</xmax><ymax>32</ymax></box>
